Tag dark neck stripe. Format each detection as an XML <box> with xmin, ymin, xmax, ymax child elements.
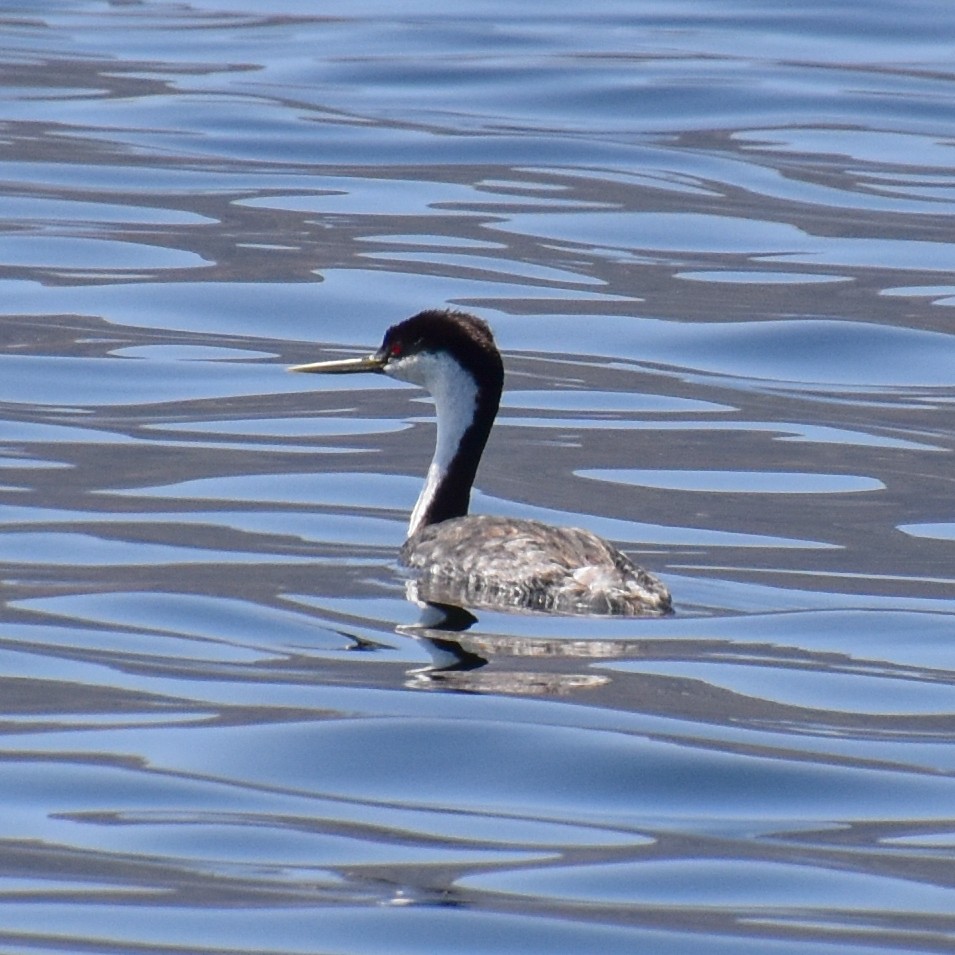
<box><xmin>417</xmin><ymin>378</ymin><xmax>500</xmax><ymax>529</ymax></box>
<box><xmin>382</xmin><ymin>309</ymin><xmax>505</xmax><ymax>532</ymax></box>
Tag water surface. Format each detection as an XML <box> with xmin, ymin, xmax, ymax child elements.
<box><xmin>2</xmin><ymin>2</ymin><xmax>955</xmax><ymax>952</ymax></box>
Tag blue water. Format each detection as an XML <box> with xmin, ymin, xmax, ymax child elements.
<box><xmin>3</xmin><ymin>2</ymin><xmax>955</xmax><ymax>952</ymax></box>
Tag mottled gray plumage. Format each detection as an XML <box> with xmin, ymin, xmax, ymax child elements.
<box><xmin>401</xmin><ymin>515</ymin><xmax>671</xmax><ymax>615</ymax></box>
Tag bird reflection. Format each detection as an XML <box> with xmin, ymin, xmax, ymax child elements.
<box><xmin>403</xmin><ymin>601</ymin><xmax>486</xmax><ymax>672</ymax></box>
<box><xmin>398</xmin><ymin>597</ymin><xmax>611</xmax><ymax>695</ymax></box>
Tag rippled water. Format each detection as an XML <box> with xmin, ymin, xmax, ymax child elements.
<box><xmin>3</xmin><ymin>2</ymin><xmax>955</xmax><ymax>952</ymax></box>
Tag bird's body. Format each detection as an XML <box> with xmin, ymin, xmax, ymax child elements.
<box><xmin>290</xmin><ymin>309</ymin><xmax>671</xmax><ymax>616</ymax></box>
<box><xmin>402</xmin><ymin>514</ymin><xmax>669</xmax><ymax>615</ymax></box>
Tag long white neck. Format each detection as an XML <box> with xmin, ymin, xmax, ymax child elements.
<box><xmin>386</xmin><ymin>351</ymin><xmax>480</xmax><ymax>537</ymax></box>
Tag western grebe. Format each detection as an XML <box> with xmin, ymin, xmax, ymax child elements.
<box><xmin>290</xmin><ymin>309</ymin><xmax>671</xmax><ymax>616</ymax></box>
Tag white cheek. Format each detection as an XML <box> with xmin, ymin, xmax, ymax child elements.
<box><xmin>384</xmin><ymin>350</ymin><xmax>462</xmax><ymax>391</ymax></box>
<box><xmin>384</xmin><ymin>352</ymin><xmax>429</xmax><ymax>387</ymax></box>
<box><xmin>383</xmin><ymin>352</ymin><xmax>477</xmax><ymax>442</ymax></box>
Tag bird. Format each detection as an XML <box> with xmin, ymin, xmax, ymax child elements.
<box><xmin>289</xmin><ymin>309</ymin><xmax>671</xmax><ymax>616</ymax></box>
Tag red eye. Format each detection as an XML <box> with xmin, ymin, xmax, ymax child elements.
<box><xmin>389</xmin><ymin>342</ymin><xmax>403</xmax><ymax>358</ymax></box>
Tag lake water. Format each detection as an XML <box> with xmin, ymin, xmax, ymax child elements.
<box><xmin>3</xmin><ymin>1</ymin><xmax>955</xmax><ymax>952</ymax></box>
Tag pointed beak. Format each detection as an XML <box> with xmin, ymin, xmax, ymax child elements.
<box><xmin>288</xmin><ymin>353</ymin><xmax>386</xmax><ymax>375</ymax></box>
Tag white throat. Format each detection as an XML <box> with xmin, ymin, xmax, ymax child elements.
<box><xmin>385</xmin><ymin>350</ymin><xmax>479</xmax><ymax>537</ymax></box>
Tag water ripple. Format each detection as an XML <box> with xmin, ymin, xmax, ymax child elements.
<box><xmin>1</xmin><ymin>3</ymin><xmax>954</xmax><ymax>953</ymax></box>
